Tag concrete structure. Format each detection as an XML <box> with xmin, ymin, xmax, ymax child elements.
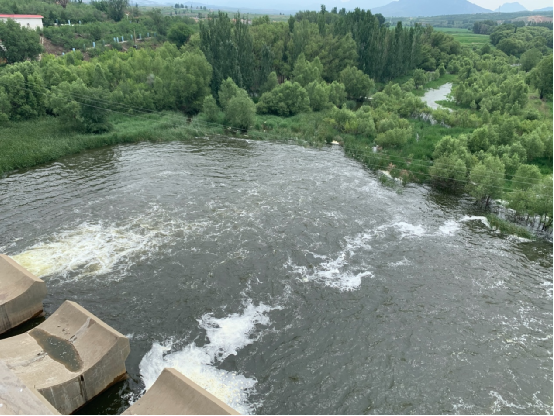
<box><xmin>0</xmin><ymin>254</ymin><xmax>47</xmax><ymax>335</ymax></box>
<box><xmin>123</xmin><ymin>368</ymin><xmax>240</xmax><ymax>415</ymax></box>
<box><xmin>0</xmin><ymin>15</ymin><xmax>43</xmax><ymax>30</ymax></box>
<box><xmin>0</xmin><ymin>301</ymin><xmax>130</xmax><ymax>414</ymax></box>
<box><xmin>0</xmin><ymin>361</ymin><xmax>59</xmax><ymax>415</ymax></box>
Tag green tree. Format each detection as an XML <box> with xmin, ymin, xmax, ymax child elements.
<box><xmin>225</xmin><ymin>92</ymin><xmax>256</xmax><ymax>131</ymax></box>
<box><xmin>168</xmin><ymin>22</ymin><xmax>194</xmax><ymax>48</ymax></box>
<box><xmin>261</xmin><ymin>71</ymin><xmax>278</xmax><ymax>93</ymax></box>
<box><xmin>519</xmin><ymin>48</ymin><xmax>542</xmax><ymax>72</ymax></box>
<box><xmin>522</xmin><ymin>130</ymin><xmax>545</xmax><ymax>161</ymax></box>
<box><xmin>49</xmin><ymin>80</ymin><xmax>111</xmax><ymax>133</ymax></box>
<box><xmin>512</xmin><ymin>164</ymin><xmax>541</xmax><ymax>190</ymax></box>
<box><xmin>430</xmin><ymin>154</ymin><xmax>467</xmax><ymax>191</ymax></box>
<box><xmin>202</xmin><ymin>95</ymin><xmax>219</xmax><ymax>122</ymax></box>
<box><xmin>466</xmin><ymin>156</ymin><xmax>505</xmax><ymax>206</ymax></box>
<box><xmin>319</xmin><ymin>33</ymin><xmax>357</xmax><ymax>82</ymax></box>
<box><xmin>305</xmin><ymin>81</ymin><xmax>329</xmax><ymax>111</ymax></box>
<box><xmin>107</xmin><ymin>0</ymin><xmax>129</xmax><ymax>22</ymax></box>
<box><xmin>327</xmin><ymin>81</ymin><xmax>347</xmax><ymax>107</ymax></box>
<box><xmin>532</xmin><ymin>176</ymin><xmax>553</xmax><ymax>230</ymax></box>
<box><xmin>0</xmin><ymin>86</ymin><xmax>10</xmax><ymax>124</ymax></box>
<box><xmin>413</xmin><ymin>69</ymin><xmax>426</xmax><ymax>89</ymax></box>
<box><xmin>375</xmin><ymin>127</ymin><xmax>412</xmax><ymax>149</ymax></box>
<box><xmin>218</xmin><ymin>77</ymin><xmax>239</xmax><ymax>110</ymax></box>
<box><xmin>339</xmin><ymin>66</ymin><xmax>374</xmax><ymax>100</ymax></box>
<box><xmin>256</xmin><ymin>81</ymin><xmax>310</xmax><ymax>116</ymax></box>
<box><xmin>0</xmin><ymin>63</ymin><xmax>47</xmax><ymax>121</ymax></box>
<box><xmin>433</xmin><ymin>135</ymin><xmax>475</xmax><ymax>169</ymax></box>
<box><xmin>529</xmin><ymin>54</ymin><xmax>553</xmax><ymax>99</ymax></box>
<box><xmin>292</xmin><ymin>53</ymin><xmax>323</xmax><ymax>87</ymax></box>
<box><xmin>0</xmin><ymin>19</ymin><xmax>43</xmax><ymax>64</ymax></box>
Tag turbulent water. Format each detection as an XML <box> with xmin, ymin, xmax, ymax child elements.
<box><xmin>0</xmin><ymin>138</ymin><xmax>551</xmax><ymax>414</ymax></box>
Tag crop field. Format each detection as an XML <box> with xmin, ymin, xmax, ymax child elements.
<box><xmin>433</xmin><ymin>27</ymin><xmax>491</xmax><ymax>45</ymax></box>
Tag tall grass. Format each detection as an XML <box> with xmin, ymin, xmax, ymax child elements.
<box><xmin>485</xmin><ymin>214</ymin><xmax>535</xmax><ymax>239</ymax></box>
<box><xmin>0</xmin><ymin>113</ymin><xmax>220</xmax><ymax>176</ymax></box>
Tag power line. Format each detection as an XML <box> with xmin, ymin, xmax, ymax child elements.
<box><xmin>0</xmin><ymin>79</ymin><xmax>552</xmax><ymax>197</ymax></box>
<box><xmin>3</xmin><ymin>78</ymin><xmax>551</xmax><ymax>187</ymax></box>
<box><xmin>11</xmin><ymin>78</ymin><xmax>550</xmax><ymax>186</ymax></box>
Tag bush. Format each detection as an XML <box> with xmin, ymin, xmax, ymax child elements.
<box><xmin>375</xmin><ymin>127</ymin><xmax>412</xmax><ymax>148</ymax></box>
<box><xmin>305</xmin><ymin>81</ymin><xmax>329</xmax><ymax>111</ymax></box>
<box><xmin>256</xmin><ymin>81</ymin><xmax>310</xmax><ymax>116</ymax></box>
<box><xmin>339</xmin><ymin>66</ymin><xmax>374</xmax><ymax>100</ymax></box>
<box><xmin>202</xmin><ymin>95</ymin><xmax>219</xmax><ymax>122</ymax></box>
<box><xmin>225</xmin><ymin>92</ymin><xmax>256</xmax><ymax>131</ymax></box>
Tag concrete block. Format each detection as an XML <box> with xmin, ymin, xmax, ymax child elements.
<box><xmin>123</xmin><ymin>368</ymin><xmax>240</xmax><ymax>415</ymax></box>
<box><xmin>0</xmin><ymin>301</ymin><xmax>130</xmax><ymax>414</ymax></box>
<box><xmin>0</xmin><ymin>255</ymin><xmax>47</xmax><ymax>334</ymax></box>
<box><xmin>0</xmin><ymin>361</ymin><xmax>59</xmax><ymax>415</ymax></box>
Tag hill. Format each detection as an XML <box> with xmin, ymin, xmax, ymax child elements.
<box><xmin>534</xmin><ymin>7</ymin><xmax>553</xmax><ymax>11</ymax></box>
<box><xmin>495</xmin><ymin>2</ymin><xmax>527</xmax><ymax>12</ymax></box>
<box><xmin>371</xmin><ymin>0</ymin><xmax>491</xmax><ymax>17</ymax></box>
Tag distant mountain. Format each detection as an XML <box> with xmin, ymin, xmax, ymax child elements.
<box><xmin>370</xmin><ymin>0</ymin><xmax>491</xmax><ymax>17</ymax></box>
<box><xmin>495</xmin><ymin>2</ymin><xmax>527</xmax><ymax>12</ymax></box>
<box><xmin>533</xmin><ymin>6</ymin><xmax>553</xmax><ymax>11</ymax></box>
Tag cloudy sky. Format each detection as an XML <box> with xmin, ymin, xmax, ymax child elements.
<box><xmin>470</xmin><ymin>0</ymin><xmax>552</xmax><ymax>9</ymax></box>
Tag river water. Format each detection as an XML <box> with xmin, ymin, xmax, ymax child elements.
<box><xmin>0</xmin><ymin>138</ymin><xmax>552</xmax><ymax>414</ymax></box>
<box><xmin>421</xmin><ymin>83</ymin><xmax>452</xmax><ymax>110</ymax></box>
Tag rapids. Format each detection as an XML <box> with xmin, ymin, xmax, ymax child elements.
<box><xmin>0</xmin><ymin>138</ymin><xmax>551</xmax><ymax>414</ymax></box>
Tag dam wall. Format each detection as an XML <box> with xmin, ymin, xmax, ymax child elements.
<box><xmin>0</xmin><ymin>361</ymin><xmax>59</xmax><ymax>415</ymax></box>
<box><xmin>0</xmin><ymin>300</ymin><xmax>130</xmax><ymax>414</ymax></box>
<box><xmin>0</xmin><ymin>255</ymin><xmax>239</xmax><ymax>415</ymax></box>
<box><xmin>0</xmin><ymin>254</ymin><xmax>47</xmax><ymax>334</ymax></box>
<box><xmin>123</xmin><ymin>368</ymin><xmax>240</xmax><ymax>415</ymax></box>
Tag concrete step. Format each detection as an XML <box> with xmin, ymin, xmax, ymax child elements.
<box><xmin>123</xmin><ymin>368</ymin><xmax>240</xmax><ymax>415</ymax></box>
<box><xmin>0</xmin><ymin>361</ymin><xmax>59</xmax><ymax>415</ymax></box>
<box><xmin>0</xmin><ymin>254</ymin><xmax>47</xmax><ymax>335</ymax></box>
<box><xmin>0</xmin><ymin>301</ymin><xmax>130</xmax><ymax>414</ymax></box>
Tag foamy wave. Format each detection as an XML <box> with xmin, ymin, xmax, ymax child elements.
<box><xmin>393</xmin><ymin>222</ymin><xmax>426</xmax><ymax>238</ymax></box>
<box><xmin>139</xmin><ymin>302</ymin><xmax>275</xmax><ymax>414</ymax></box>
<box><xmin>10</xmin><ymin>214</ymin><xmax>208</xmax><ymax>280</ymax></box>
<box><xmin>439</xmin><ymin>220</ymin><xmax>460</xmax><ymax>236</ymax></box>
<box><xmin>289</xmin><ymin>232</ymin><xmax>373</xmax><ymax>291</ymax></box>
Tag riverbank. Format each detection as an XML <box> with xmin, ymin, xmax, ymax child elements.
<box><xmin>0</xmin><ymin>114</ymin><xmax>218</xmax><ymax>177</ymax></box>
<box><xmin>1</xmin><ymin>73</ymin><xmax>460</xmax><ymax>178</ymax></box>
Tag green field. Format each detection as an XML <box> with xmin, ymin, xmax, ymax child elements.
<box><xmin>433</xmin><ymin>27</ymin><xmax>491</xmax><ymax>46</ymax></box>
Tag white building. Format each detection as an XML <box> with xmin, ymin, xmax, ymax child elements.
<box><xmin>0</xmin><ymin>14</ymin><xmax>44</xmax><ymax>30</ymax></box>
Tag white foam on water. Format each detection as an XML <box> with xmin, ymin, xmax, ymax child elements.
<box><xmin>139</xmin><ymin>302</ymin><xmax>275</xmax><ymax>414</ymax></box>
<box><xmin>388</xmin><ymin>257</ymin><xmax>412</xmax><ymax>268</ymax></box>
<box><xmin>438</xmin><ymin>220</ymin><xmax>460</xmax><ymax>236</ymax></box>
<box><xmin>12</xmin><ymin>222</ymin><xmax>155</xmax><ymax>279</ymax></box>
<box><xmin>460</xmin><ymin>216</ymin><xmax>490</xmax><ymax>229</ymax></box>
<box><xmin>393</xmin><ymin>222</ymin><xmax>426</xmax><ymax>238</ymax></box>
<box><xmin>289</xmin><ymin>232</ymin><xmax>373</xmax><ymax>291</ymax></box>
<box><xmin>10</xmin><ymin>214</ymin><xmax>209</xmax><ymax>280</ymax></box>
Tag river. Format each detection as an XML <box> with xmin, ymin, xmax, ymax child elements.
<box><xmin>0</xmin><ymin>138</ymin><xmax>551</xmax><ymax>414</ymax></box>
<box><xmin>421</xmin><ymin>83</ymin><xmax>452</xmax><ymax>110</ymax></box>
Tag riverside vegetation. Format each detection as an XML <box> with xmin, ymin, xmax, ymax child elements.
<box><xmin>0</xmin><ymin>0</ymin><xmax>552</xmax><ymax>236</ymax></box>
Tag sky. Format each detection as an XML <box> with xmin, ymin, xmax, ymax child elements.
<box><xmin>470</xmin><ymin>0</ymin><xmax>553</xmax><ymax>10</ymax></box>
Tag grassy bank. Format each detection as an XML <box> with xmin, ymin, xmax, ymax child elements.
<box><xmin>485</xmin><ymin>214</ymin><xmax>535</xmax><ymax>239</ymax></box>
<box><xmin>0</xmin><ymin>113</ymin><xmax>223</xmax><ymax>176</ymax></box>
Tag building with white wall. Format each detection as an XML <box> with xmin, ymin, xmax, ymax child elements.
<box><xmin>0</xmin><ymin>14</ymin><xmax>43</xmax><ymax>30</ymax></box>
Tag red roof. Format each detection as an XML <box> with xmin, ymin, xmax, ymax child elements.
<box><xmin>0</xmin><ymin>14</ymin><xmax>44</xmax><ymax>18</ymax></box>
